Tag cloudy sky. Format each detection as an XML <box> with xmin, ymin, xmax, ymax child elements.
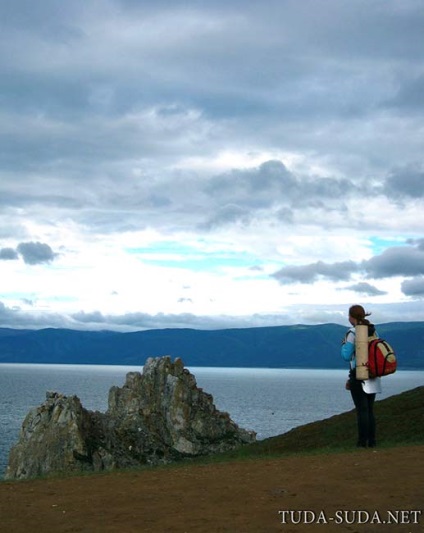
<box><xmin>1</xmin><ymin>0</ymin><xmax>424</xmax><ymax>331</ymax></box>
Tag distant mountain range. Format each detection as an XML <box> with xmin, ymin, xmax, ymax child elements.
<box><xmin>0</xmin><ymin>322</ymin><xmax>423</xmax><ymax>369</ymax></box>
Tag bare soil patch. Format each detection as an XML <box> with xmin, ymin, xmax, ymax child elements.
<box><xmin>1</xmin><ymin>445</ymin><xmax>423</xmax><ymax>532</ymax></box>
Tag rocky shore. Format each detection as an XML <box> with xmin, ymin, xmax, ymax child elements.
<box><xmin>6</xmin><ymin>356</ymin><xmax>255</xmax><ymax>480</ymax></box>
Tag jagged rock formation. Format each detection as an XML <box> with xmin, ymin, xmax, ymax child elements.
<box><xmin>5</xmin><ymin>357</ymin><xmax>256</xmax><ymax>480</ymax></box>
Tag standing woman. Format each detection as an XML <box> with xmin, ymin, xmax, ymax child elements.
<box><xmin>341</xmin><ymin>305</ymin><xmax>381</xmax><ymax>447</ymax></box>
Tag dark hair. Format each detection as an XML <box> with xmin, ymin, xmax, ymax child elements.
<box><xmin>349</xmin><ymin>304</ymin><xmax>372</xmax><ymax>325</ymax></box>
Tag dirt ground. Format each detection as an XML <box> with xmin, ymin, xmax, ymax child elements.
<box><xmin>0</xmin><ymin>445</ymin><xmax>423</xmax><ymax>533</ymax></box>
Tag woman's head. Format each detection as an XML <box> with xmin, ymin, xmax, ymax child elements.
<box><xmin>348</xmin><ymin>304</ymin><xmax>371</xmax><ymax>325</ymax></box>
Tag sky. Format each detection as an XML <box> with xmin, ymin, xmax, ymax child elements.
<box><xmin>1</xmin><ymin>0</ymin><xmax>424</xmax><ymax>332</ymax></box>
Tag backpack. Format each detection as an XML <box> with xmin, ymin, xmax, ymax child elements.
<box><xmin>367</xmin><ymin>338</ymin><xmax>397</xmax><ymax>378</ymax></box>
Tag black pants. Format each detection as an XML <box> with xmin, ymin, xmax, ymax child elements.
<box><xmin>349</xmin><ymin>373</ymin><xmax>376</xmax><ymax>447</ymax></box>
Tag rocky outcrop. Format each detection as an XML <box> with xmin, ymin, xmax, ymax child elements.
<box><xmin>5</xmin><ymin>357</ymin><xmax>255</xmax><ymax>480</ymax></box>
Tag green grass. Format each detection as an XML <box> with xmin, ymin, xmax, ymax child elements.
<box><xmin>221</xmin><ymin>385</ymin><xmax>424</xmax><ymax>461</ymax></box>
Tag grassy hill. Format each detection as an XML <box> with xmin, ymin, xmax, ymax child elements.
<box><xmin>179</xmin><ymin>385</ymin><xmax>424</xmax><ymax>467</ymax></box>
<box><xmin>222</xmin><ymin>385</ymin><xmax>424</xmax><ymax>461</ymax></box>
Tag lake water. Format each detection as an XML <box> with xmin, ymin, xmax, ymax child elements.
<box><xmin>1</xmin><ymin>364</ymin><xmax>423</xmax><ymax>479</ymax></box>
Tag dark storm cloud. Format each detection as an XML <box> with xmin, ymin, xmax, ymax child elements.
<box><xmin>401</xmin><ymin>277</ymin><xmax>424</xmax><ymax>297</ymax></box>
<box><xmin>1</xmin><ymin>0</ymin><xmax>423</xmax><ymax>154</ymax></box>
<box><xmin>0</xmin><ymin>0</ymin><xmax>422</xmax><ymax>235</ymax></box>
<box><xmin>16</xmin><ymin>242</ymin><xmax>57</xmax><ymax>265</ymax></box>
<box><xmin>206</xmin><ymin>161</ymin><xmax>296</xmax><ymax>202</ymax></box>
<box><xmin>384</xmin><ymin>74</ymin><xmax>424</xmax><ymax>113</ymax></box>
<box><xmin>0</xmin><ymin>247</ymin><xmax>18</xmax><ymax>260</ymax></box>
<box><xmin>385</xmin><ymin>167</ymin><xmax>424</xmax><ymax>199</ymax></box>
<box><xmin>205</xmin><ymin>161</ymin><xmax>355</xmax><ymax>212</ymax></box>
<box><xmin>364</xmin><ymin>245</ymin><xmax>424</xmax><ymax>278</ymax></box>
<box><xmin>0</xmin><ymin>189</ymin><xmax>85</xmax><ymax>210</ymax></box>
<box><xmin>2</xmin><ymin>298</ymin><xmax>423</xmax><ymax>332</ymax></box>
<box><xmin>0</xmin><ymin>303</ymin><xmax>292</xmax><ymax>332</ymax></box>
<box><xmin>70</xmin><ymin>309</ymin><xmax>295</xmax><ymax>331</ymax></box>
<box><xmin>0</xmin><ymin>300</ymin><xmax>71</xmax><ymax>329</ymax></box>
<box><xmin>201</xmin><ymin>204</ymin><xmax>252</xmax><ymax>229</ymax></box>
<box><xmin>272</xmin><ymin>260</ymin><xmax>359</xmax><ymax>284</ymax></box>
<box><xmin>272</xmin><ymin>241</ymin><xmax>424</xmax><ymax>285</ymax></box>
<box><xmin>343</xmin><ymin>282</ymin><xmax>387</xmax><ymax>296</ymax></box>
<box><xmin>1</xmin><ymin>242</ymin><xmax>57</xmax><ymax>264</ymax></box>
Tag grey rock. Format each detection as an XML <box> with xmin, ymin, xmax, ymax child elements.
<box><xmin>5</xmin><ymin>357</ymin><xmax>256</xmax><ymax>480</ymax></box>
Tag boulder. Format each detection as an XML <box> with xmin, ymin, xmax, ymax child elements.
<box><xmin>5</xmin><ymin>357</ymin><xmax>255</xmax><ymax>480</ymax></box>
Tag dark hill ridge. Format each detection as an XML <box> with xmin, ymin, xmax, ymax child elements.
<box><xmin>0</xmin><ymin>322</ymin><xmax>423</xmax><ymax>369</ymax></box>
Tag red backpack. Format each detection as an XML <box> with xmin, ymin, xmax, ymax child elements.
<box><xmin>368</xmin><ymin>338</ymin><xmax>397</xmax><ymax>378</ymax></box>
